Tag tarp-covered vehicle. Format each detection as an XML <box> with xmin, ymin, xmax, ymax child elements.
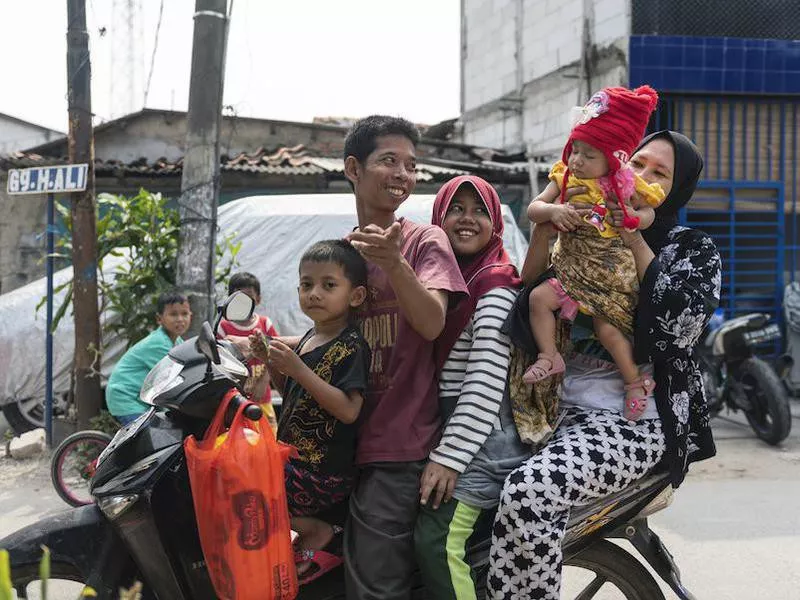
<box><xmin>0</xmin><ymin>193</ymin><xmax>529</xmax><ymax>434</ymax></box>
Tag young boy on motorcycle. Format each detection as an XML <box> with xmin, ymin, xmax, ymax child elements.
<box><xmin>106</xmin><ymin>291</ymin><xmax>192</xmax><ymax>425</ymax></box>
<box><xmin>343</xmin><ymin>115</ymin><xmax>468</xmax><ymax>599</ymax></box>
<box><xmin>250</xmin><ymin>239</ymin><xmax>372</xmax><ymax>584</ymax></box>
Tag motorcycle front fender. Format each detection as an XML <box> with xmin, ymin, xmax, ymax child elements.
<box><xmin>0</xmin><ymin>505</ymin><xmax>132</xmax><ymax>598</ymax></box>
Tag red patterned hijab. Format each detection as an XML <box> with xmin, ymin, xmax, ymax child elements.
<box><xmin>432</xmin><ymin>175</ymin><xmax>522</xmax><ymax>370</ymax></box>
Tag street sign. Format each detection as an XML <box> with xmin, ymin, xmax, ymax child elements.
<box><xmin>6</xmin><ymin>162</ymin><xmax>89</xmax><ymax>448</ymax></box>
<box><xmin>6</xmin><ymin>164</ymin><xmax>88</xmax><ymax>195</ymax></box>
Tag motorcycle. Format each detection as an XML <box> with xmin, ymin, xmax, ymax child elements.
<box><xmin>1</xmin><ymin>292</ymin><xmax>697</xmax><ymax>600</ymax></box>
<box><xmin>698</xmin><ymin>310</ymin><xmax>792</xmax><ymax>445</ymax></box>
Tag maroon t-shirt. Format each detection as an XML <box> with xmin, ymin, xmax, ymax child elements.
<box><xmin>356</xmin><ymin>219</ymin><xmax>468</xmax><ymax>464</ymax></box>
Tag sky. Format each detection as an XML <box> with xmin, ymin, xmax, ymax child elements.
<box><xmin>0</xmin><ymin>0</ymin><xmax>461</xmax><ymax>136</ymax></box>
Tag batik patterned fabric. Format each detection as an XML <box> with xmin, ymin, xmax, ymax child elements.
<box><xmin>551</xmin><ymin>221</ymin><xmax>639</xmax><ymax>335</ymax></box>
<box><xmin>507</xmin><ymin>319</ymin><xmax>571</xmax><ymax>445</ymax></box>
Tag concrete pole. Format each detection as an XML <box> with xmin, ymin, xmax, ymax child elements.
<box><xmin>66</xmin><ymin>0</ymin><xmax>103</xmax><ymax>429</ymax></box>
<box><xmin>177</xmin><ymin>0</ymin><xmax>229</xmax><ymax>335</ymax></box>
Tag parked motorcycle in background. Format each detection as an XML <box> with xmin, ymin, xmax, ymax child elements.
<box><xmin>698</xmin><ymin>309</ymin><xmax>792</xmax><ymax>445</ymax></box>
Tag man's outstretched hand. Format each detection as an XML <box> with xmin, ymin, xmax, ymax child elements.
<box><xmin>348</xmin><ymin>223</ymin><xmax>403</xmax><ymax>272</ymax></box>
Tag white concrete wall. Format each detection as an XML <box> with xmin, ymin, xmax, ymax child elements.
<box><xmin>462</xmin><ymin>0</ymin><xmax>518</xmax><ymax>113</ymax></box>
<box><xmin>522</xmin><ymin>63</ymin><xmax>628</xmax><ymax>153</ymax></box>
<box><xmin>462</xmin><ymin>110</ymin><xmax>522</xmax><ymax>149</ymax></box>
<box><xmin>521</xmin><ymin>0</ymin><xmax>583</xmax><ymax>85</ymax></box>
<box><xmin>593</xmin><ymin>0</ymin><xmax>629</xmax><ymax>46</ymax></box>
<box><xmin>460</xmin><ymin>0</ymin><xmax>630</xmax><ymax>153</ymax></box>
<box><xmin>0</xmin><ymin>118</ymin><xmax>61</xmax><ymax>154</ymax></box>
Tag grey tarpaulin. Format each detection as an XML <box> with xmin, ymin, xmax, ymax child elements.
<box><xmin>0</xmin><ymin>193</ymin><xmax>529</xmax><ymax>408</ymax></box>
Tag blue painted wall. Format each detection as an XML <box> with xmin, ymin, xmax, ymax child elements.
<box><xmin>630</xmin><ymin>35</ymin><xmax>800</xmax><ymax>95</ymax></box>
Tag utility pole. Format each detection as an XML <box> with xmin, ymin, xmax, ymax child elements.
<box><xmin>67</xmin><ymin>0</ymin><xmax>103</xmax><ymax>428</ymax></box>
<box><xmin>177</xmin><ymin>0</ymin><xmax>229</xmax><ymax>334</ymax></box>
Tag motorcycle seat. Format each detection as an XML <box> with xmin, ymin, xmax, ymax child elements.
<box><xmin>705</xmin><ymin>313</ymin><xmax>768</xmax><ymax>355</ymax></box>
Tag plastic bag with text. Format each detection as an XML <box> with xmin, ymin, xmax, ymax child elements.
<box><xmin>184</xmin><ymin>391</ymin><xmax>298</xmax><ymax>600</ymax></box>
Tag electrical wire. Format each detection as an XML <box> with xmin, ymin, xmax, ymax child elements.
<box><xmin>143</xmin><ymin>0</ymin><xmax>165</xmax><ymax>106</ymax></box>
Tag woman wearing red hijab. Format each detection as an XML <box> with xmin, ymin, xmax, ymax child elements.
<box><xmin>413</xmin><ymin>175</ymin><xmax>528</xmax><ymax>600</ymax></box>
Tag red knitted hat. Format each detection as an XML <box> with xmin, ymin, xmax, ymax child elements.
<box><xmin>559</xmin><ymin>85</ymin><xmax>660</xmax><ymax>230</ymax></box>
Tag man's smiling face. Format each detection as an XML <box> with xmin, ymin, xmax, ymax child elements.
<box><xmin>354</xmin><ymin>134</ymin><xmax>417</xmax><ymax>213</ymax></box>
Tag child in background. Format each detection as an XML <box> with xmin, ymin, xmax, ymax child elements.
<box><xmin>524</xmin><ymin>85</ymin><xmax>665</xmax><ymax>421</ymax></box>
<box><xmin>218</xmin><ymin>271</ymin><xmax>279</xmax><ymax>434</ymax></box>
<box><xmin>250</xmin><ymin>239</ymin><xmax>371</xmax><ymax>584</ymax></box>
<box><xmin>107</xmin><ymin>291</ymin><xmax>191</xmax><ymax>425</ymax></box>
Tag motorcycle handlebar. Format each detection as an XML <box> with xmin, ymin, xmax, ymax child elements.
<box><xmin>224</xmin><ymin>394</ymin><xmax>264</xmax><ymax>427</ymax></box>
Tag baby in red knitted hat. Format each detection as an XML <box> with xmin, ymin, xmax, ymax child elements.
<box><xmin>523</xmin><ymin>85</ymin><xmax>665</xmax><ymax>421</ymax></box>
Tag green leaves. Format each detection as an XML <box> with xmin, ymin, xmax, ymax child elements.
<box><xmin>47</xmin><ymin>189</ymin><xmax>238</xmax><ymax>349</ymax></box>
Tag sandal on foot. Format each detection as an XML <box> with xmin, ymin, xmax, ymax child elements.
<box><xmin>295</xmin><ymin>550</ymin><xmax>343</xmax><ymax>585</ymax></box>
<box><xmin>522</xmin><ymin>352</ymin><xmax>566</xmax><ymax>384</ymax></box>
<box><xmin>294</xmin><ymin>524</ymin><xmax>344</xmax><ymax>585</ymax></box>
<box><xmin>624</xmin><ymin>376</ymin><xmax>655</xmax><ymax>421</ymax></box>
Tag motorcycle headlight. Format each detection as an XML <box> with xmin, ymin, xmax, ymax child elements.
<box><xmin>140</xmin><ymin>356</ymin><xmax>184</xmax><ymax>405</ymax></box>
<box><xmin>98</xmin><ymin>494</ymin><xmax>140</xmax><ymax>520</ymax></box>
<box><xmin>217</xmin><ymin>345</ymin><xmax>249</xmax><ymax>379</ymax></box>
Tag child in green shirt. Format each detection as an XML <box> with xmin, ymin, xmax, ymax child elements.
<box><xmin>106</xmin><ymin>291</ymin><xmax>192</xmax><ymax>424</ymax></box>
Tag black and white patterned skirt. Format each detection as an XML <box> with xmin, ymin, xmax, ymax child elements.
<box><xmin>487</xmin><ymin>408</ymin><xmax>665</xmax><ymax>599</ymax></box>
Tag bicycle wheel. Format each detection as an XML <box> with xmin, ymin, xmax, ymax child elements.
<box><xmin>50</xmin><ymin>430</ymin><xmax>113</xmax><ymax>507</ymax></box>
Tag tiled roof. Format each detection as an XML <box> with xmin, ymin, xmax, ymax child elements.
<box><xmin>2</xmin><ymin>145</ymin><xmax>535</xmax><ymax>181</ymax></box>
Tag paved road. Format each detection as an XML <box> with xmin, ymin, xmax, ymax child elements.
<box><xmin>1</xmin><ymin>403</ymin><xmax>799</xmax><ymax>599</ymax></box>
<box><xmin>643</xmin><ymin>405</ymin><xmax>800</xmax><ymax>599</ymax></box>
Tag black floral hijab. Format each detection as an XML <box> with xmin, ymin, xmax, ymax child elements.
<box><xmin>633</xmin><ymin>130</ymin><xmax>704</xmax><ymax>252</ymax></box>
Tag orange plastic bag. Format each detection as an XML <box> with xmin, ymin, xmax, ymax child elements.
<box><xmin>184</xmin><ymin>390</ymin><xmax>298</xmax><ymax>600</ymax></box>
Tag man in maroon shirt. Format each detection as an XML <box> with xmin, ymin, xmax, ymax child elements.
<box><xmin>343</xmin><ymin>116</ymin><xmax>468</xmax><ymax>599</ymax></box>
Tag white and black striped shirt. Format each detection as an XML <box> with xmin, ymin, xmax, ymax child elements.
<box><xmin>429</xmin><ymin>287</ymin><xmax>517</xmax><ymax>473</ymax></box>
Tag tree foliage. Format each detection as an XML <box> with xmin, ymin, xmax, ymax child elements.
<box><xmin>45</xmin><ymin>189</ymin><xmax>240</xmax><ymax>348</ymax></box>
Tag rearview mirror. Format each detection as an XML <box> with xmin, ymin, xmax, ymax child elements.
<box><xmin>196</xmin><ymin>322</ymin><xmax>221</xmax><ymax>364</ymax></box>
<box><xmin>223</xmin><ymin>291</ymin><xmax>255</xmax><ymax>323</ymax></box>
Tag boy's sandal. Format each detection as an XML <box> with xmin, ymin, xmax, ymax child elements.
<box><xmin>624</xmin><ymin>376</ymin><xmax>655</xmax><ymax>421</ymax></box>
<box><xmin>295</xmin><ymin>550</ymin><xmax>343</xmax><ymax>585</ymax></box>
<box><xmin>522</xmin><ymin>352</ymin><xmax>566</xmax><ymax>384</ymax></box>
<box><xmin>294</xmin><ymin>524</ymin><xmax>344</xmax><ymax>585</ymax></box>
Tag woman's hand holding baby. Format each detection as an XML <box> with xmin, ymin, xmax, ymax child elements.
<box><xmin>605</xmin><ymin>197</ymin><xmax>654</xmax><ymax>230</ymax></box>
